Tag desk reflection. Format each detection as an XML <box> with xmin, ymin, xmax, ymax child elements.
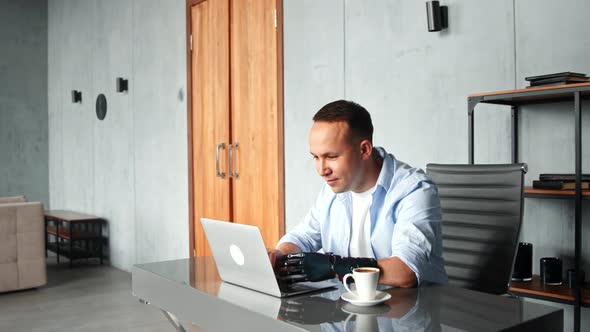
<box><xmin>218</xmin><ymin>282</ymin><xmax>434</xmax><ymax>332</ymax></box>
<box><xmin>280</xmin><ymin>287</ymin><xmax>434</xmax><ymax>332</ymax></box>
<box><xmin>133</xmin><ymin>257</ymin><xmax>562</xmax><ymax>331</ymax></box>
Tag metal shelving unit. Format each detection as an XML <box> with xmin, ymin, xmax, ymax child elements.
<box><xmin>44</xmin><ymin>210</ymin><xmax>105</xmax><ymax>267</ymax></box>
<box><xmin>467</xmin><ymin>82</ymin><xmax>590</xmax><ymax>332</ymax></box>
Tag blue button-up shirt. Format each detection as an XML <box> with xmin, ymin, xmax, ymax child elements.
<box><xmin>278</xmin><ymin>147</ymin><xmax>447</xmax><ymax>285</ymax></box>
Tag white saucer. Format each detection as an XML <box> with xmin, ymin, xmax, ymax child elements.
<box><xmin>340</xmin><ymin>290</ymin><xmax>391</xmax><ymax>307</ymax></box>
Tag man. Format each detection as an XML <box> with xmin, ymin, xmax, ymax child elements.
<box><xmin>272</xmin><ymin>100</ymin><xmax>447</xmax><ymax>288</ymax></box>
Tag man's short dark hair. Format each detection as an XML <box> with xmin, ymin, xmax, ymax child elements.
<box><xmin>313</xmin><ymin>100</ymin><xmax>373</xmax><ymax>143</ymax></box>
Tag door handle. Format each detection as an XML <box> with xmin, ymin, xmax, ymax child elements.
<box><xmin>228</xmin><ymin>143</ymin><xmax>239</xmax><ymax>179</ymax></box>
<box><xmin>215</xmin><ymin>143</ymin><xmax>226</xmax><ymax>179</ymax></box>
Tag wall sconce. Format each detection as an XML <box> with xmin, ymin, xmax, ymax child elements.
<box><xmin>71</xmin><ymin>90</ymin><xmax>82</xmax><ymax>103</ymax></box>
<box><xmin>426</xmin><ymin>1</ymin><xmax>448</xmax><ymax>32</ymax></box>
<box><xmin>116</xmin><ymin>77</ymin><xmax>128</xmax><ymax>93</ymax></box>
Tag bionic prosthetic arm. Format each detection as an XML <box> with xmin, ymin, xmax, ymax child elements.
<box><xmin>276</xmin><ymin>252</ymin><xmax>378</xmax><ymax>284</ymax></box>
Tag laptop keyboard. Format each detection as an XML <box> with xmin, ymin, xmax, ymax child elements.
<box><xmin>287</xmin><ymin>284</ymin><xmax>311</xmax><ymax>291</ymax></box>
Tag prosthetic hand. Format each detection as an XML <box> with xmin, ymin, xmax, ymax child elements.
<box><xmin>276</xmin><ymin>252</ymin><xmax>378</xmax><ymax>283</ymax></box>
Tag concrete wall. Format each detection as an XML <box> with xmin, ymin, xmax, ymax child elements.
<box><xmin>515</xmin><ymin>0</ymin><xmax>590</xmax><ymax>329</ymax></box>
<box><xmin>0</xmin><ymin>0</ymin><xmax>48</xmax><ymax>205</ymax></box>
<box><xmin>284</xmin><ymin>0</ymin><xmax>515</xmax><ymax>231</ymax></box>
<box><xmin>284</xmin><ymin>0</ymin><xmax>589</xmax><ymax>330</ymax></box>
<box><xmin>516</xmin><ymin>0</ymin><xmax>590</xmax><ymax>272</ymax></box>
<box><xmin>48</xmin><ymin>0</ymin><xmax>188</xmax><ymax>270</ymax></box>
<box><xmin>35</xmin><ymin>0</ymin><xmax>590</xmax><ymax>327</ymax></box>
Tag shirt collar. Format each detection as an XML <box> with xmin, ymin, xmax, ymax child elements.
<box><xmin>335</xmin><ymin>146</ymin><xmax>394</xmax><ymax>201</ymax></box>
<box><xmin>373</xmin><ymin>146</ymin><xmax>395</xmax><ymax>193</ymax></box>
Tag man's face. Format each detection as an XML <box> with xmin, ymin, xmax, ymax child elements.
<box><xmin>309</xmin><ymin>121</ymin><xmax>364</xmax><ymax>193</ymax></box>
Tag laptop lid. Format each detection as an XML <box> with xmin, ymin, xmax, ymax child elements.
<box><xmin>200</xmin><ymin>218</ymin><xmax>336</xmax><ymax>297</ymax></box>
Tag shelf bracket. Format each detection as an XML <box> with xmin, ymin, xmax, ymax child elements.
<box><xmin>467</xmin><ymin>96</ymin><xmax>483</xmax><ymax>164</ymax></box>
<box><xmin>467</xmin><ymin>96</ymin><xmax>483</xmax><ymax>116</ymax></box>
<box><xmin>574</xmin><ymin>91</ymin><xmax>582</xmax><ymax>332</ymax></box>
<box><xmin>511</xmin><ymin>106</ymin><xmax>519</xmax><ymax>163</ymax></box>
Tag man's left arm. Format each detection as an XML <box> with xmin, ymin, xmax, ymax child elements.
<box><xmin>377</xmin><ymin>257</ymin><xmax>417</xmax><ymax>288</ymax></box>
<box><xmin>382</xmin><ymin>182</ymin><xmax>442</xmax><ymax>287</ymax></box>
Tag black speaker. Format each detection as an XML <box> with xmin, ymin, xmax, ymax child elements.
<box><xmin>540</xmin><ymin>257</ymin><xmax>562</xmax><ymax>285</ymax></box>
<box><xmin>426</xmin><ymin>1</ymin><xmax>448</xmax><ymax>32</ymax></box>
<box><xmin>512</xmin><ymin>242</ymin><xmax>533</xmax><ymax>281</ymax></box>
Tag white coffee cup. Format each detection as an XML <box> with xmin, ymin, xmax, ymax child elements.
<box><xmin>342</xmin><ymin>267</ymin><xmax>380</xmax><ymax>301</ymax></box>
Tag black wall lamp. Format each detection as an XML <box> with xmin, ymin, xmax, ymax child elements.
<box><xmin>71</xmin><ymin>90</ymin><xmax>82</xmax><ymax>103</ymax></box>
<box><xmin>116</xmin><ymin>77</ymin><xmax>128</xmax><ymax>93</ymax></box>
<box><xmin>426</xmin><ymin>1</ymin><xmax>448</xmax><ymax>32</ymax></box>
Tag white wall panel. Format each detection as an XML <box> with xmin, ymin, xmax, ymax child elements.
<box><xmin>283</xmin><ymin>0</ymin><xmax>515</xmax><ymax>230</ymax></box>
<box><xmin>345</xmin><ymin>0</ymin><xmax>515</xmax><ymax>169</ymax></box>
<box><xmin>91</xmin><ymin>0</ymin><xmax>136</xmax><ymax>269</ymax></box>
<box><xmin>515</xmin><ymin>2</ymin><xmax>590</xmax><ymax>329</ymax></box>
<box><xmin>132</xmin><ymin>0</ymin><xmax>188</xmax><ymax>264</ymax></box>
<box><xmin>48</xmin><ymin>0</ymin><xmax>187</xmax><ymax>270</ymax></box>
<box><xmin>58</xmin><ymin>0</ymin><xmax>95</xmax><ymax>212</ymax></box>
<box><xmin>48</xmin><ymin>0</ymin><xmax>64</xmax><ymax>209</ymax></box>
<box><xmin>283</xmin><ymin>0</ymin><xmax>345</xmax><ymax>231</ymax></box>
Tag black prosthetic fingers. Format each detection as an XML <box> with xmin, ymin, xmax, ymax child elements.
<box><xmin>275</xmin><ymin>252</ymin><xmax>378</xmax><ymax>284</ymax></box>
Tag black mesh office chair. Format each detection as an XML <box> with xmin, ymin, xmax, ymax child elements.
<box><xmin>426</xmin><ymin>163</ymin><xmax>527</xmax><ymax>295</ymax></box>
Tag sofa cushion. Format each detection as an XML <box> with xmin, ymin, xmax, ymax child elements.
<box><xmin>0</xmin><ymin>206</ymin><xmax>17</xmax><ymax>264</ymax></box>
<box><xmin>0</xmin><ymin>201</ymin><xmax>46</xmax><ymax>292</ymax></box>
<box><xmin>0</xmin><ymin>196</ymin><xmax>27</xmax><ymax>204</ymax></box>
<box><xmin>0</xmin><ymin>262</ymin><xmax>18</xmax><ymax>292</ymax></box>
<box><xmin>0</xmin><ymin>206</ymin><xmax>17</xmax><ymax>237</ymax></box>
<box><xmin>18</xmin><ymin>258</ymin><xmax>46</xmax><ymax>289</ymax></box>
<box><xmin>17</xmin><ymin>203</ymin><xmax>43</xmax><ymax>234</ymax></box>
<box><xmin>17</xmin><ymin>230</ymin><xmax>44</xmax><ymax>260</ymax></box>
<box><xmin>0</xmin><ymin>235</ymin><xmax>17</xmax><ymax>264</ymax></box>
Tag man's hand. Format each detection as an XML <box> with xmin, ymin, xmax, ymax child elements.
<box><xmin>331</xmin><ymin>256</ymin><xmax>379</xmax><ymax>280</ymax></box>
<box><xmin>276</xmin><ymin>252</ymin><xmax>336</xmax><ymax>282</ymax></box>
<box><xmin>274</xmin><ymin>252</ymin><xmax>378</xmax><ymax>283</ymax></box>
<box><xmin>269</xmin><ymin>245</ymin><xmax>417</xmax><ymax>287</ymax></box>
<box><xmin>267</xmin><ymin>248</ymin><xmax>285</xmax><ymax>270</ymax></box>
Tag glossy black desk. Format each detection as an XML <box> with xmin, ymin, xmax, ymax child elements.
<box><xmin>131</xmin><ymin>257</ymin><xmax>563</xmax><ymax>332</ymax></box>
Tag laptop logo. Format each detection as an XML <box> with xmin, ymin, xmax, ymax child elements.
<box><xmin>229</xmin><ymin>244</ymin><xmax>245</xmax><ymax>266</ymax></box>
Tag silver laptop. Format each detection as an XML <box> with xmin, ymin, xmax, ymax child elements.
<box><xmin>200</xmin><ymin>218</ymin><xmax>337</xmax><ymax>297</ymax></box>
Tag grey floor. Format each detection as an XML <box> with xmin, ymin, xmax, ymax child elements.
<box><xmin>0</xmin><ymin>255</ymin><xmax>205</xmax><ymax>332</ymax></box>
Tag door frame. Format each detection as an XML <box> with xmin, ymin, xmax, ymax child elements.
<box><xmin>186</xmin><ymin>0</ymin><xmax>204</xmax><ymax>258</ymax></box>
<box><xmin>185</xmin><ymin>0</ymin><xmax>285</xmax><ymax>257</ymax></box>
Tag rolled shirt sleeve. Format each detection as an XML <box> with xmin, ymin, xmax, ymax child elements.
<box><xmin>278</xmin><ymin>187</ymin><xmax>326</xmax><ymax>252</ymax></box>
<box><xmin>390</xmin><ymin>182</ymin><xmax>444</xmax><ymax>285</ymax></box>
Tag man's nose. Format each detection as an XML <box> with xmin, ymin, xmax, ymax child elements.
<box><xmin>317</xmin><ymin>160</ymin><xmax>330</xmax><ymax>176</ymax></box>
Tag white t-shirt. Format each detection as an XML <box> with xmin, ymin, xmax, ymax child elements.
<box><xmin>350</xmin><ymin>185</ymin><xmax>376</xmax><ymax>257</ymax></box>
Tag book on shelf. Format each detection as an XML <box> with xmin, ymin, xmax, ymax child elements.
<box><xmin>532</xmin><ymin>180</ymin><xmax>589</xmax><ymax>190</ymax></box>
<box><xmin>525</xmin><ymin>81</ymin><xmax>589</xmax><ymax>88</ymax></box>
<box><xmin>539</xmin><ymin>173</ymin><xmax>590</xmax><ymax>181</ymax></box>
<box><xmin>529</xmin><ymin>76</ymin><xmax>589</xmax><ymax>86</ymax></box>
<box><xmin>524</xmin><ymin>71</ymin><xmax>588</xmax><ymax>88</ymax></box>
<box><xmin>525</xmin><ymin>72</ymin><xmax>588</xmax><ymax>81</ymax></box>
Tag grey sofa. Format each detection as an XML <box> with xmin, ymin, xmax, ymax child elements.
<box><xmin>0</xmin><ymin>196</ymin><xmax>47</xmax><ymax>292</ymax></box>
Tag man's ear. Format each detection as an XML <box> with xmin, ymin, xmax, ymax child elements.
<box><xmin>359</xmin><ymin>139</ymin><xmax>373</xmax><ymax>160</ymax></box>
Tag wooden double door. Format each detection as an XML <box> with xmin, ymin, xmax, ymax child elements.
<box><xmin>187</xmin><ymin>0</ymin><xmax>284</xmax><ymax>257</ymax></box>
